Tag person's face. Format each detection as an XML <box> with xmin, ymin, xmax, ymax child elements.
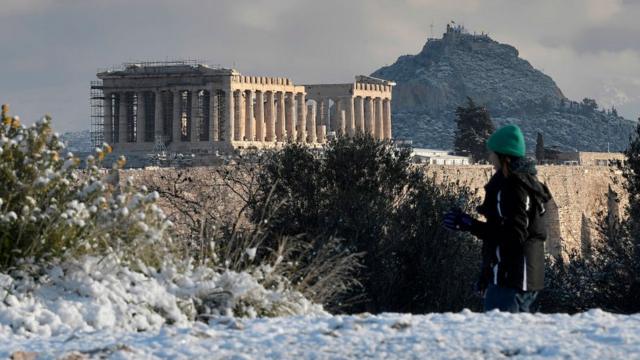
<box><xmin>488</xmin><ymin>151</ymin><xmax>501</xmax><ymax>171</ymax></box>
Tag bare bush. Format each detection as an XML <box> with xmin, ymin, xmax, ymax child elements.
<box><xmin>136</xmin><ymin>159</ymin><xmax>362</xmax><ymax>309</ymax></box>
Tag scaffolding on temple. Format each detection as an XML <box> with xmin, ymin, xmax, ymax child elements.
<box><xmin>89</xmin><ymin>80</ymin><xmax>104</xmax><ymax>149</ymax></box>
<box><xmin>97</xmin><ymin>59</ymin><xmax>215</xmax><ymax>74</ymax></box>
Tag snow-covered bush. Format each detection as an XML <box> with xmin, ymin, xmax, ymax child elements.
<box><xmin>0</xmin><ymin>106</ymin><xmax>325</xmax><ymax>329</ymax></box>
<box><xmin>0</xmin><ymin>255</ymin><xmax>325</xmax><ymax>336</ymax></box>
<box><xmin>0</xmin><ymin>104</ymin><xmax>172</xmax><ymax>271</ymax></box>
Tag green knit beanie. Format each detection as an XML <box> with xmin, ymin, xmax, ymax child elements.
<box><xmin>486</xmin><ymin>124</ymin><xmax>525</xmax><ymax>158</ymax></box>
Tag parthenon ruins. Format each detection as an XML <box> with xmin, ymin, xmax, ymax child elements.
<box><xmin>93</xmin><ymin>61</ymin><xmax>394</xmax><ymax>156</ymax></box>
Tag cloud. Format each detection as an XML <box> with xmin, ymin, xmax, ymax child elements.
<box><xmin>569</xmin><ymin>26</ymin><xmax>640</xmax><ymax>53</ymax></box>
<box><xmin>0</xmin><ymin>0</ymin><xmax>638</xmax><ymax>131</ymax></box>
<box><xmin>585</xmin><ymin>0</ymin><xmax>622</xmax><ymax>22</ymax></box>
<box><xmin>600</xmin><ymin>83</ymin><xmax>630</xmax><ymax>108</ymax></box>
<box><xmin>515</xmin><ymin>39</ymin><xmax>640</xmax><ymax>117</ymax></box>
<box><xmin>405</xmin><ymin>0</ymin><xmax>481</xmax><ymax>12</ymax></box>
<box><xmin>227</xmin><ymin>0</ymin><xmax>297</xmax><ymax>31</ymax></box>
<box><xmin>0</xmin><ymin>0</ymin><xmax>56</xmax><ymax>17</ymax></box>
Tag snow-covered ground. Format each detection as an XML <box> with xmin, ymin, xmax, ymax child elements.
<box><xmin>1</xmin><ymin>257</ymin><xmax>639</xmax><ymax>359</ymax></box>
<box><xmin>2</xmin><ymin>310</ymin><xmax>640</xmax><ymax>359</ymax></box>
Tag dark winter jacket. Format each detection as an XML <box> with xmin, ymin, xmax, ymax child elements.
<box><xmin>470</xmin><ymin>160</ymin><xmax>552</xmax><ymax>292</ymax></box>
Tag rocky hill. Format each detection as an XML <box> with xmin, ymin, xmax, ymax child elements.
<box><xmin>372</xmin><ymin>25</ymin><xmax>636</xmax><ymax>152</ymax></box>
<box><xmin>60</xmin><ymin>129</ymin><xmax>93</xmax><ymax>153</ymax></box>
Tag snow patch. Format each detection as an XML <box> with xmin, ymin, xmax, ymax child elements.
<box><xmin>0</xmin><ymin>256</ymin><xmax>325</xmax><ymax>337</ymax></box>
<box><xmin>2</xmin><ymin>311</ymin><xmax>640</xmax><ymax>359</ymax></box>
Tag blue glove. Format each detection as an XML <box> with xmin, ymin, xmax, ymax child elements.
<box><xmin>443</xmin><ymin>208</ymin><xmax>474</xmax><ymax>231</ymax></box>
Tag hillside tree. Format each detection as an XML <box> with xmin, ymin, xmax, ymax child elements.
<box><xmin>535</xmin><ymin>132</ymin><xmax>545</xmax><ymax>162</ymax></box>
<box><xmin>453</xmin><ymin>97</ymin><xmax>495</xmax><ymax>163</ymax></box>
<box><xmin>581</xmin><ymin>98</ymin><xmax>598</xmax><ymax>113</ymax></box>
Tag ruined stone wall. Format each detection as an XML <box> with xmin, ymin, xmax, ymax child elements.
<box><xmin>120</xmin><ymin>164</ymin><xmax>627</xmax><ymax>259</ymax></box>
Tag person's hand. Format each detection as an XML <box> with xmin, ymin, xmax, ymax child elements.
<box><xmin>443</xmin><ymin>208</ymin><xmax>474</xmax><ymax>231</ymax></box>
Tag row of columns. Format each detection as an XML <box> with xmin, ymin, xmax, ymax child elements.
<box><xmin>317</xmin><ymin>96</ymin><xmax>392</xmax><ymax>140</ymax></box>
<box><xmin>227</xmin><ymin>91</ymin><xmax>392</xmax><ymax>144</ymax></box>
<box><xmin>230</xmin><ymin>90</ymin><xmax>310</xmax><ymax>143</ymax></box>
<box><xmin>103</xmin><ymin>89</ymin><xmax>393</xmax><ymax>147</ymax></box>
<box><xmin>104</xmin><ymin>89</ymin><xmax>223</xmax><ymax>145</ymax></box>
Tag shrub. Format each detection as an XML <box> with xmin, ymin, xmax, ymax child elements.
<box><xmin>0</xmin><ymin>253</ymin><xmax>327</xmax><ymax>335</ymax></box>
<box><xmin>381</xmin><ymin>174</ymin><xmax>482</xmax><ymax>312</ymax></box>
<box><xmin>539</xmin><ymin>121</ymin><xmax>640</xmax><ymax>314</ymax></box>
<box><xmin>138</xmin><ymin>164</ymin><xmax>362</xmax><ymax>310</ymax></box>
<box><xmin>0</xmin><ymin>104</ymin><xmax>171</xmax><ymax>271</ymax></box>
<box><xmin>0</xmin><ymin>105</ymin><xmax>327</xmax><ymax>324</ymax></box>
<box><xmin>539</xmin><ymin>214</ymin><xmax>638</xmax><ymax>313</ymax></box>
<box><xmin>250</xmin><ymin>135</ymin><xmax>482</xmax><ymax>313</ymax></box>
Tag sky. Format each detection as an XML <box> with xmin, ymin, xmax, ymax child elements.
<box><xmin>0</xmin><ymin>0</ymin><xmax>638</xmax><ymax>132</ymax></box>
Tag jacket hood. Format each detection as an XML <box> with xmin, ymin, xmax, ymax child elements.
<box><xmin>484</xmin><ymin>158</ymin><xmax>553</xmax><ymax>206</ymax></box>
<box><xmin>511</xmin><ymin>159</ymin><xmax>552</xmax><ymax>204</ymax></box>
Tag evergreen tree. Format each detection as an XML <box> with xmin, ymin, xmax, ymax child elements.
<box><xmin>251</xmin><ymin>135</ymin><xmax>482</xmax><ymax>313</ymax></box>
<box><xmin>535</xmin><ymin>132</ymin><xmax>545</xmax><ymax>162</ymax></box>
<box><xmin>453</xmin><ymin>97</ymin><xmax>495</xmax><ymax>163</ymax></box>
<box><xmin>581</xmin><ymin>98</ymin><xmax>598</xmax><ymax>113</ymax></box>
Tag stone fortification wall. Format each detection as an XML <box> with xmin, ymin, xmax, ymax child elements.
<box><xmin>120</xmin><ymin>164</ymin><xmax>626</xmax><ymax>259</ymax></box>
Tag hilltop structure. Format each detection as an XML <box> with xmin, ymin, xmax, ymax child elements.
<box><xmin>91</xmin><ymin>61</ymin><xmax>394</xmax><ymax>160</ymax></box>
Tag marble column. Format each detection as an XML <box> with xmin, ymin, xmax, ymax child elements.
<box><xmin>306</xmin><ymin>103</ymin><xmax>316</xmax><ymax>143</ymax></box>
<box><xmin>345</xmin><ymin>97</ymin><xmax>355</xmax><ymax>137</ymax></box>
<box><xmin>383</xmin><ymin>98</ymin><xmax>392</xmax><ymax>139</ymax></box>
<box><xmin>191</xmin><ymin>90</ymin><xmax>200</xmax><ymax>142</ymax></box>
<box><xmin>316</xmin><ymin>124</ymin><xmax>326</xmax><ymax>144</ymax></box>
<box><xmin>136</xmin><ymin>92</ymin><xmax>145</xmax><ymax>143</ymax></box>
<box><xmin>364</xmin><ymin>97</ymin><xmax>374</xmax><ymax>136</ymax></box>
<box><xmin>119</xmin><ymin>92</ymin><xmax>128</xmax><ymax>144</ymax></box>
<box><xmin>276</xmin><ymin>92</ymin><xmax>286</xmax><ymax>141</ymax></box>
<box><xmin>255</xmin><ymin>91</ymin><xmax>265</xmax><ymax>142</ymax></box>
<box><xmin>235</xmin><ymin>91</ymin><xmax>245</xmax><ymax>141</ymax></box>
<box><xmin>265</xmin><ymin>91</ymin><xmax>275</xmax><ymax>141</ymax></box>
<box><xmin>154</xmin><ymin>91</ymin><xmax>163</xmax><ymax>141</ymax></box>
<box><xmin>375</xmin><ymin>97</ymin><xmax>384</xmax><ymax>140</ymax></box>
<box><xmin>339</xmin><ymin>110</ymin><xmax>346</xmax><ymax>136</ymax></box>
<box><xmin>225</xmin><ymin>90</ymin><xmax>234</xmax><ymax>142</ymax></box>
<box><xmin>318</xmin><ymin>97</ymin><xmax>329</xmax><ymax>130</ymax></box>
<box><xmin>285</xmin><ymin>93</ymin><xmax>295</xmax><ymax>141</ymax></box>
<box><xmin>355</xmin><ymin>96</ymin><xmax>365</xmax><ymax>134</ymax></box>
<box><xmin>172</xmin><ymin>91</ymin><xmax>181</xmax><ymax>143</ymax></box>
<box><xmin>296</xmin><ymin>92</ymin><xmax>306</xmax><ymax>142</ymax></box>
<box><xmin>210</xmin><ymin>91</ymin><xmax>218</xmax><ymax>142</ymax></box>
<box><xmin>244</xmin><ymin>90</ymin><xmax>254</xmax><ymax>141</ymax></box>
<box><xmin>103</xmin><ymin>92</ymin><xmax>112</xmax><ymax>144</ymax></box>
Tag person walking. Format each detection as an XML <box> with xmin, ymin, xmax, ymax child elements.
<box><xmin>443</xmin><ymin>124</ymin><xmax>552</xmax><ymax>312</ymax></box>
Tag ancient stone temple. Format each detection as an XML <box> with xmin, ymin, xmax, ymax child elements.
<box><xmin>93</xmin><ymin>61</ymin><xmax>394</xmax><ymax>158</ymax></box>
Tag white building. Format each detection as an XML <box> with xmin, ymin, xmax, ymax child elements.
<box><xmin>411</xmin><ymin>148</ymin><xmax>471</xmax><ymax>165</ymax></box>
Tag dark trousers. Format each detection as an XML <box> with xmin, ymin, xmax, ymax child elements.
<box><xmin>484</xmin><ymin>284</ymin><xmax>539</xmax><ymax>313</ymax></box>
